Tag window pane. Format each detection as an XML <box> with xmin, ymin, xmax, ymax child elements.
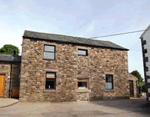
<box><xmin>105</xmin><ymin>82</ymin><xmax>112</xmax><ymax>89</ymax></box>
<box><xmin>148</xmin><ymin>88</ymin><xmax>150</xmax><ymax>93</ymax></box>
<box><xmin>46</xmin><ymin>80</ymin><xmax>55</xmax><ymax>89</ymax></box>
<box><xmin>44</xmin><ymin>52</ymin><xmax>54</xmax><ymax>59</ymax></box>
<box><xmin>78</xmin><ymin>49</ymin><xmax>87</xmax><ymax>55</ymax></box>
<box><xmin>46</xmin><ymin>73</ymin><xmax>55</xmax><ymax>78</ymax></box>
<box><xmin>106</xmin><ymin>74</ymin><xmax>113</xmax><ymax>82</ymax></box>
<box><xmin>78</xmin><ymin>82</ymin><xmax>87</xmax><ymax>88</ymax></box>
<box><xmin>148</xmin><ymin>79</ymin><xmax>150</xmax><ymax>83</ymax></box>
<box><xmin>45</xmin><ymin>45</ymin><xmax>54</xmax><ymax>52</ymax></box>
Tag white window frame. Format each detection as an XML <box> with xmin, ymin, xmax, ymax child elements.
<box><xmin>44</xmin><ymin>45</ymin><xmax>55</xmax><ymax>60</ymax></box>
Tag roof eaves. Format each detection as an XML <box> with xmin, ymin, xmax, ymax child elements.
<box><xmin>22</xmin><ymin>36</ymin><xmax>129</xmax><ymax>51</ymax></box>
<box><xmin>0</xmin><ymin>55</ymin><xmax>21</xmax><ymax>63</ymax></box>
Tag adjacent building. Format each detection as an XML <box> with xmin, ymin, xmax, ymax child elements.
<box><xmin>0</xmin><ymin>55</ymin><xmax>21</xmax><ymax>98</ymax></box>
<box><xmin>0</xmin><ymin>30</ymin><xmax>138</xmax><ymax>101</ymax></box>
<box><xmin>140</xmin><ymin>25</ymin><xmax>150</xmax><ymax>102</ymax></box>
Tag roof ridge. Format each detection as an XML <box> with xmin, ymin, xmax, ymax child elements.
<box><xmin>24</xmin><ymin>30</ymin><xmax>109</xmax><ymax>43</ymax></box>
<box><xmin>23</xmin><ymin>30</ymin><xmax>128</xmax><ymax>51</ymax></box>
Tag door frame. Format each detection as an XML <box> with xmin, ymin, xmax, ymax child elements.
<box><xmin>0</xmin><ymin>74</ymin><xmax>6</xmax><ymax>97</ymax></box>
<box><xmin>129</xmin><ymin>80</ymin><xmax>134</xmax><ymax>97</ymax></box>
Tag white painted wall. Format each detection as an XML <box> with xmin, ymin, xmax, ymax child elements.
<box><xmin>143</xmin><ymin>27</ymin><xmax>150</xmax><ymax>76</ymax></box>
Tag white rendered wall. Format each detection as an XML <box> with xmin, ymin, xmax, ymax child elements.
<box><xmin>143</xmin><ymin>28</ymin><xmax>150</xmax><ymax>76</ymax></box>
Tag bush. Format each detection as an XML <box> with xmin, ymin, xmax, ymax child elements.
<box><xmin>0</xmin><ymin>44</ymin><xmax>19</xmax><ymax>55</ymax></box>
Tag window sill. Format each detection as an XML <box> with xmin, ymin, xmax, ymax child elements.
<box><xmin>76</xmin><ymin>89</ymin><xmax>91</xmax><ymax>93</ymax></box>
<box><xmin>43</xmin><ymin>59</ymin><xmax>55</xmax><ymax>61</ymax></box>
<box><xmin>105</xmin><ymin>89</ymin><xmax>115</xmax><ymax>92</ymax></box>
<box><xmin>44</xmin><ymin>89</ymin><xmax>56</xmax><ymax>92</ymax></box>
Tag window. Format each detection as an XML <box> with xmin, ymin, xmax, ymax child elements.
<box><xmin>148</xmin><ymin>88</ymin><xmax>150</xmax><ymax>93</ymax></box>
<box><xmin>146</xmin><ymin>67</ymin><xmax>149</xmax><ymax>72</ymax></box>
<box><xmin>147</xmin><ymin>79</ymin><xmax>150</xmax><ymax>83</ymax></box>
<box><xmin>78</xmin><ymin>49</ymin><xmax>88</xmax><ymax>56</ymax></box>
<box><xmin>145</xmin><ymin>57</ymin><xmax>149</xmax><ymax>62</ymax></box>
<box><xmin>142</xmin><ymin>40</ymin><xmax>146</xmax><ymax>45</ymax></box>
<box><xmin>105</xmin><ymin>74</ymin><xmax>113</xmax><ymax>90</ymax></box>
<box><xmin>77</xmin><ymin>79</ymin><xmax>89</xmax><ymax>89</ymax></box>
<box><xmin>45</xmin><ymin>72</ymin><xmax>56</xmax><ymax>89</ymax></box>
<box><xmin>44</xmin><ymin>45</ymin><xmax>55</xmax><ymax>60</ymax></box>
<box><xmin>144</xmin><ymin>49</ymin><xmax>147</xmax><ymax>53</ymax></box>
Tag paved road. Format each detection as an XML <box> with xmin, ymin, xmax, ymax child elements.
<box><xmin>0</xmin><ymin>99</ymin><xmax>150</xmax><ymax>117</ymax></box>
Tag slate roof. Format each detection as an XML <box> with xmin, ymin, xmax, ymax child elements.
<box><xmin>23</xmin><ymin>30</ymin><xmax>128</xmax><ymax>51</ymax></box>
<box><xmin>0</xmin><ymin>55</ymin><xmax>21</xmax><ymax>62</ymax></box>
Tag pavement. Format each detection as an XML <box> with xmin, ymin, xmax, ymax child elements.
<box><xmin>0</xmin><ymin>98</ymin><xmax>19</xmax><ymax>108</ymax></box>
<box><xmin>0</xmin><ymin>98</ymin><xmax>150</xmax><ymax>117</ymax></box>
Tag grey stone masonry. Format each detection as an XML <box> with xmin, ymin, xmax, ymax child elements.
<box><xmin>20</xmin><ymin>38</ymin><xmax>129</xmax><ymax>102</ymax></box>
<box><xmin>0</xmin><ymin>62</ymin><xmax>20</xmax><ymax>98</ymax></box>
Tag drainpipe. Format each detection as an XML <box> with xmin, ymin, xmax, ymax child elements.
<box><xmin>9</xmin><ymin>63</ymin><xmax>13</xmax><ymax>98</ymax></box>
<box><xmin>9</xmin><ymin>50</ymin><xmax>17</xmax><ymax>98</ymax></box>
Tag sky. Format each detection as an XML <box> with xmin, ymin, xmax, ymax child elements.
<box><xmin>0</xmin><ymin>0</ymin><xmax>150</xmax><ymax>78</ymax></box>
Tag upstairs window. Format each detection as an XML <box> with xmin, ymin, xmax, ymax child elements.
<box><xmin>145</xmin><ymin>57</ymin><xmax>149</xmax><ymax>62</ymax></box>
<box><xmin>147</xmin><ymin>78</ymin><xmax>150</xmax><ymax>83</ymax></box>
<box><xmin>78</xmin><ymin>49</ymin><xmax>88</xmax><ymax>56</ymax></box>
<box><xmin>144</xmin><ymin>49</ymin><xmax>147</xmax><ymax>53</ymax></box>
<box><xmin>142</xmin><ymin>40</ymin><xmax>146</xmax><ymax>45</ymax></box>
<box><xmin>105</xmin><ymin>74</ymin><xmax>113</xmax><ymax>90</ymax></box>
<box><xmin>145</xmin><ymin>67</ymin><xmax>148</xmax><ymax>71</ymax></box>
<box><xmin>45</xmin><ymin>72</ymin><xmax>56</xmax><ymax>89</ymax></box>
<box><xmin>44</xmin><ymin>45</ymin><xmax>55</xmax><ymax>60</ymax></box>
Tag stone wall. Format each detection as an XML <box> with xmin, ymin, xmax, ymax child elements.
<box><xmin>0</xmin><ymin>62</ymin><xmax>11</xmax><ymax>98</ymax></box>
<box><xmin>77</xmin><ymin>92</ymin><xmax>89</xmax><ymax>101</ymax></box>
<box><xmin>0</xmin><ymin>62</ymin><xmax>21</xmax><ymax>98</ymax></box>
<box><xmin>128</xmin><ymin>74</ymin><xmax>138</xmax><ymax>97</ymax></box>
<box><xmin>20</xmin><ymin>38</ymin><xmax>130</xmax><ymax>102</ymax></box>
<box><xmin>11</xmin><ymin>63</ymin><xmax>21</xmax><ymax>98</ymax></box>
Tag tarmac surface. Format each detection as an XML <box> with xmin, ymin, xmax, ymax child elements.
<box><xmin>0</xmin><ymin>98</ymin><xmax>150</xmax><ymax>117</ymax></box>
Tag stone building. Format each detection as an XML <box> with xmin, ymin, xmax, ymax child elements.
<box><xmin>0</xmin><ymin>55</ymin><xmax>21</xmax><ymax>98</ymax></box>
<box><xmin>19</xmin><ymin>30</ymin><xmax>132</xmax><ymax>102</ymax></box>
<box><xmin>0</xmin><ymin>30</ymin><xmax>138</xmax><ymax>101</ymax></box>
<box><xmin>128</xmin><ymin>74</ymin><xmax>138</xmax><ymax>97</ymax></box>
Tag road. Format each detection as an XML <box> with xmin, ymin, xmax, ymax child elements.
<box><xmin>0</xmin><ymin>98</ymin><xmax>150</xmax><ymax>117</ymax></box>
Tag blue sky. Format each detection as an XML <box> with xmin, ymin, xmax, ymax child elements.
<box><xmin>0</xmin><ymin>0</ymin><xmax>150</xmax><ymax>78</ymax></box>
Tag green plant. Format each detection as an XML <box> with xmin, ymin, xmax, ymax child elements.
<box><xmin>0</xmin><ymin>44</ymin><xmax>19</xmax><ymax>55</ymax></box>
<box><xmin>139</xmin><ymin>82</ymin><xmax>145</xmax><ymax>87</ymax></box>
<box><xmin>131</xmin><ymin>70</ymin><xmax>143</xmax><ymax>83</ymax></box>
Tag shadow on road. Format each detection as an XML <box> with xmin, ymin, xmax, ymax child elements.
<box><xmin>90</xmin><ymin>98</ymin><xmax>150</xmax><ymax>116</ymax></box>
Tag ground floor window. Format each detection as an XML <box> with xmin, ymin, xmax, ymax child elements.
<box><xmin>105</xmin><ymin>74</ymin><xmax>113</xmax><ymax>90</ymax></box>
<box><xmin>148</xmin><ymin>88</ymin><xmax>150</xmax><ymax>93</ymax></box>
<box><xmin>77</xmin><ymin>79</ymin><xmax>89</xmax><ymax>89</ymax></box>
<box><xmin>45</xmin><ymin>72</ymin><xmax>56</xmax><ymax>89</ymax></box>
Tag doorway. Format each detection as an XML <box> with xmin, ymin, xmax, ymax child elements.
<box><xmin>0</xmin><ymin>75</ymin><xmax>5</xmax><ymax>97</ymax></box>
<box><xmin>129</xmin><ymin>80</ymin><xmax>134</xmax><ymax>97</ymax></box>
